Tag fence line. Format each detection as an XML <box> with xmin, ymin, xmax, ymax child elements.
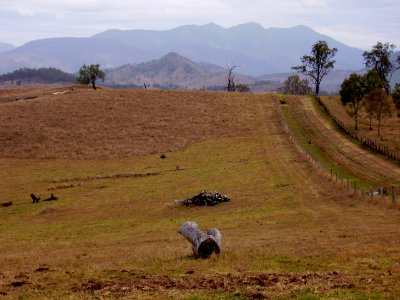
<box><xmin>274</xmin><ymin>97</ymin><xmax>398</xmax><ymax>207</ymax></box>
<box><xmin>315</xmin><ymin>96</ymin><xmax>400</xmax><ymax>162</ymax></box>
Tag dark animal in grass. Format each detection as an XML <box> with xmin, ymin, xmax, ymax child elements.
<box><xmin>1</xmin><ymin>201</ymin><xmax>13</xmax><ymax>207</ymax></box>
<box><xmin>30</xmin><ymin>193</ymin><xmax>40</xmax><ymax>203</ymax></box>
<box><xmin>43</xmin><ymin>194</ymin><xmax>58</xmax><ymax>201</ymax></box>
<box><xmin>160</xmin><ymin>154</ymin><xmax>166</xmax><ymax>159</ymax></box>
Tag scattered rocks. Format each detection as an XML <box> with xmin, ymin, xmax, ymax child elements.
<box><xmin>178</xmin><ymin>191</ymin><xmax>230</xmax><ymax>207</ymax></box>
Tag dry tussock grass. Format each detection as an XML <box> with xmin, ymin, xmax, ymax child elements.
<box><xmin>0</xmin><ymin>87</ymin><xmax>258</xmax><ymax>159</ymax></box>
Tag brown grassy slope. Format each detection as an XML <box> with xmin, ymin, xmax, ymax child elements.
<box><xmin>0</xmin><ymin>88</ymin><xmax>258</xmax><ymax>159</ymax></box>
<box><xmin>320</xmin><ymin>96</ymin><xmax>400</xmax><ymax>152</ymax></box>
<box><xmin>0</xmin><ymin>89</ymin><xmax>399</xmax><ymax>299</ymax></box>
<box><xmin>285</xmin><ymin>96</ymin><xmax>400</xmax><ymax>189</ymax></box>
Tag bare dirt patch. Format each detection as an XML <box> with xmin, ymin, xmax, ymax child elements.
<box><xmin>73</xmin><ymin>270</ymin><xmax>390</xmax><ymax>299</ymax></box>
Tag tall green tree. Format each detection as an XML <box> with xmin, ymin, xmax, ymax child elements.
<box><xmin>77</xmin><ymin>64</ymin><xmax>105</xmax><ymax>90</ymax></box>
<box><xmin>339</xmin><ymin>73</ymin><xmax>365</xmax><ymax>130</ymax></box>
<box><xmin>362</xmin><ymin>42</ymin><xmax>397</xmax><ymax>94</ymax></box>
<box><xmin>292</xmin><ymin>40</ymin><xmax>338</xmax><ymax>95</ymax></box>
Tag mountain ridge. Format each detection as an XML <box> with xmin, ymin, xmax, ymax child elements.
<box><xmin>0</xmin><ymin>23</ymin><xmax>364</xmax><ymax>76</ymax></box>
<box><xmin>104</xmin><ymin>51</ymin><xmax>355</xmax><ymax>93</ymax></box>
<box><xmin>0</xmin><ymin>41</ymin><xmax>14</xmax><ymax>53</ymax></box>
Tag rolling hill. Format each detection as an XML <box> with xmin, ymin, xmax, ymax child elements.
<box><xmin>0</xmin><ymin>23</ymin><xmax>364</xmax><ymax>76</ymax></box>
<box><xmin>104</xmin><ymin>52</ymin><xmax>254</xmax><ymax>90</ymax></box>
<box><xmin>1</xmin><ymin>88</ymin><xmax>400</xmax><ymax>298</ymax></box>
<box><xmin>0</xmin><ymin>67</ymin><xmax>76</xmax><ymax>86</ymax></box>
<box><xmin>104</xmin><ymin>52</ymin><xmax>357</xmax><ymax>93</ymax></box>
<box><xmin>0</xmin><ymin>37</ymin><xmax>152</xmax><ymax>75</ymax></box>
<box><xmin>0</xmin><ymin>41</ymin><xmax>14</xmax><ymax>53</ymax></box>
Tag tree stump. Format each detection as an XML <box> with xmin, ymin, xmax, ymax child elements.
<box><xmin>178</xmin><ymin>221</ymin><xmax>221</xmax><ymax>258</ymax></box>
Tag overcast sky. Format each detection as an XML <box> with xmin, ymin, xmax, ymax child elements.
<box><xmin>1</xmin><ymin>0</ymin><xmax>399</xmax><ymax>50</ymax></box>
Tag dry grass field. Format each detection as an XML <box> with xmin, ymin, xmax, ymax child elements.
<box><xmin>282</xmin><ymin>95</ymin><xmax>400</xmax><ymax>190</ymax></box>
<box><xmin>0</xmin><ymin>87</ymin><xmax>400</xmax><ymax>299</ymax></box>
<box><xmin>320</xmin><ymin>96</ymin><xmax>400</xmax><ymax>152</ymax></box>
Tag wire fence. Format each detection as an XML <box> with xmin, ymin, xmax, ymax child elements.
<box><xmin>274</xmin><ymin>97</ymin><xmax>398</xmax><ymax>207</ymax></box>
<box><xmin>316</xmin><ymin>96</ymin><xmax>400</xmax><ymax>162</ymax></box>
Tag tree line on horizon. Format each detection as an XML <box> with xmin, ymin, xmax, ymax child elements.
<box><xmin>0</xmin><ymin>67</ymin><xmax>76</xmax><ymax>84</ymax></box>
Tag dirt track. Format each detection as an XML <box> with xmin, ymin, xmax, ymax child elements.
<box><xmin>287</xmin><ymin>96</ymin><xmax>400</xmax><ymax>188</ymax></box>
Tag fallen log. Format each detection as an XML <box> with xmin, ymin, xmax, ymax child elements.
<box><xmin>178</xmin><ymin>221</ymin><xmax>221</xmax><ymax>258</ymax></box>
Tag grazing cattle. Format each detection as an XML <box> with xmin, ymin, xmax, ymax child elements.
<box><xmin>43</xmin><ymin>194</ymin><xmax>58</xmax><ymax>201</ymax></box>
<box><xmin>30</xmin><ymin>193</ymin><xmax>40</xmax><ymax>203</ymax></box>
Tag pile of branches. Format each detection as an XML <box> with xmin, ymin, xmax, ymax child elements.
<box><xmin>179</xmin><ymin>191</ymin><xmax>230</xmax><ymax>207</ymax></box>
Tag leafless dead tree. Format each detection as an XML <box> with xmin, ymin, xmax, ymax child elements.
<box><xmin>226</xmin><ymin>64</ymin><xmax>239</xmax><ymax>92</ymax></box>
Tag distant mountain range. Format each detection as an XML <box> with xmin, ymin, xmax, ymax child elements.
<box><xmin>0</xmin><ymin>23</ymin><xmax>365</xmax><ymax>76</ymax></box>
<box><xmin>0</xmin><ymin>42</ymin><xmax>14</xmax><ymax>53</ymax></box>
<box><xmin>105</xmin><ymin>52</ymin><xmax>255</xmax><ymax>90</ymax></box>
<box><xmin>0</xmin><ymin>52</ymin><xmax>349</xmax><ymax>92</ymax></box>
<box><xmin>104</xmin><ymin>52</ymin><xmax>356</xmax><ymax>93</ymax></box>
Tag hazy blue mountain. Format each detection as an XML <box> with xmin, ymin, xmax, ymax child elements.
<box><xmin>0</xmin><ymin>23</ymin><xmax>365</xmax><ymax>76</ymax></box>
<box><xmin>94</xmin><ymin>22</ymin><xmax>364</xmax><ymax>75</ymax></box>
<box><xmin>0</xmin><ymin>37</ymin><xmax>152</xmax><ymax>74</ymax></box>
<box><xmin>0</xmin><ymin>42</ymin><xmax>14</xmax><ymax>53</ymax></box>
